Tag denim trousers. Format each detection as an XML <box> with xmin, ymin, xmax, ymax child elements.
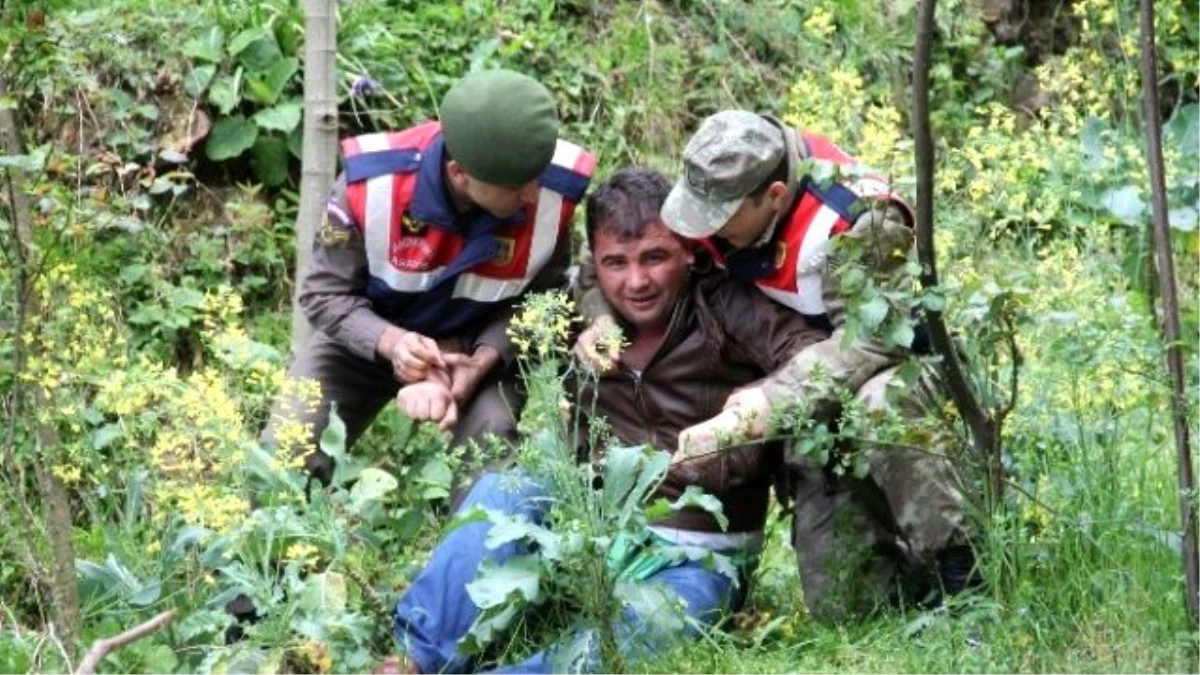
<box><xmin>392</xmin><ymin>471</ymin><xmax>745</xmax><ymax>674</ymax></box>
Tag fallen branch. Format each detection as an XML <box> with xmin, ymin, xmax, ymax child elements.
<box><xmin>75</xmin><ymin>611</ymin><xmax>176</xmax><ymax>675</ymax></box>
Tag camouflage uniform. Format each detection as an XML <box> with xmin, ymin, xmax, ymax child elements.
<box><xmin>659</xmin><ymin>111</ymin><xmax>973</xmax><ymax>619</ymax></box>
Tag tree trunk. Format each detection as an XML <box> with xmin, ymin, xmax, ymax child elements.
<box><xmin>912</xmin><ymin>0</ymin><xmax>1000</xmax><ymax>494</ymax></box>
<box><xmin>292</xmin><ymin>0</ymin><xmax>339</xmax><ymax>354</ymax></box>
<box><xmin>0</xmin><ymin>72</ymin><xmax>83</xmax><ymax>653</ymax></box>
<box><xmin>1136</xmin><ymin>0</ymin><xmax>1199</xmax><ymax>622</ymax></box>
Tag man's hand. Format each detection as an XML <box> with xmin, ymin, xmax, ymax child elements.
<box><xmin>573</xmin><ymin>315</ymin><xmax>622</xmax><ymax>375</ymax></box>
<box><xmin>672</xmin><ymin>387</ymin><xmax>773</xmax><ymax>466</ymax></box>
<box><xmin>389</xmin><ymin>330</ymin><xmax>447</xmax><ymax>384</ymax></box>
<box><xmin>721</xmin><ymin>386</ymin><xmax>772</xmax><ymax>437</ymax></box>
<box><xmin>442</xmin><ymin>345</ymin><xmax>501</xmax><ymax>406</ymax></box>
<box><xmin>396</xmin><ymin>380</ymin><xmax>459</xmax><ymax>431</ymax></box>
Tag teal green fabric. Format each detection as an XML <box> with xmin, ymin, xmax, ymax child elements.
<box><xmin>440</xmin><ymin>69</ymin><xmax>559</xmax><ymax>186</ymax></box>
<box><xmin>605</xmin><ymin>531</ymin><xmax>759</xmax><ymax>583</ymax></box>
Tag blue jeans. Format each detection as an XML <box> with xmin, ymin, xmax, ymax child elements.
<box><xmin>393</xmin><ymin>472</ymin><xmax>744</xmax><ymax>674</ymax></box>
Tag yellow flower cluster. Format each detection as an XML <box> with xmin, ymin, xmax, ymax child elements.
<box><xmin>784</xmin><ymin>66</ymin><xmax>908</xmax><ymax>180</ymax></box>
<box><xmin>803</xmin><ymin>6</ymin><xmax>836</xmax><ymax>39</ymax></box>
<box><xmin>284</xmin><ymin>542</ymin><xmax>321</xmax><ymax>569</ymax></box>
<box><xmin>507</xmin><ymin>291</ymin><xmax>577</xmax><ymax>362</ymax></box>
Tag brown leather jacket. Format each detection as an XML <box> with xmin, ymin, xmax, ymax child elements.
<box><xmin>579</xmin><ymin>269</ymin><xmax>827</xmax><ymax>534</ymax></box>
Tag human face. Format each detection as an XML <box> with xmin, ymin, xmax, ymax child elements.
<box><xmin>713</xmin><ymin>181</ymin><xmax>789</xmax><ymax>249</ymax></box>
<box><xmin>593</xmin><ymin>220</ymin><xmax>694</xmax><ymax>335</ymax></box>
<box><xmin>447</xmin><ymin>160</ymin><xmax>541</xmax><ymax>218</ymax></box>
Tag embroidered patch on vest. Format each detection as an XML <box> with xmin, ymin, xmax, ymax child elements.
<box><xmin>493</xmin><ymin>237</ymin><xmax>516</xmax><ymax>267</ymax></box>
<box><xmin>401</xmin><ymin>212</ymin><xmax>426</xmax><ymax>235</ymax></box>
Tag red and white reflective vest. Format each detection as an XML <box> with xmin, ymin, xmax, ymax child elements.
<box><xmin>704</xmin><ymin>132</ymin><xmax>913</xmax><ymax>317</ymax></box>
<box><xmin>336</xmin><ymin>122</ymin><xmax>595</xmax><ymax>336</ymax></box>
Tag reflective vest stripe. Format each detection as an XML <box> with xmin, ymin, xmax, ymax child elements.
<box><xmin>792</xmin><ymin>205</ymin><xmax>842</xmax><ymax>315</ymax></box>
<box><xmin>356</xmin><ymin>134</ymin><xmax>444</xmax><ymax>293</ymax></box>
<box><xmin>452</xmin><ymin>179</ymin><xmax>565</xmax><ymax>302</ymax></box>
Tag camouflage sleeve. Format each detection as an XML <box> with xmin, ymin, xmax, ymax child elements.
<box><xmin>472</xmin><ymin>225</ymin><xmax>572</xmax><ymax>366</ymax></box>
<box><xmin>297</xmin><ymin>175</ymin><xmax>395</xmax><ymax>361</ymax></box>
<box><xmin>707</xmin><ymin>277</ymin><xmax>827</xmax><ymax>373</ymax></box>
<box><xmin>759</xmin><ymin>201</ymin><xmax>912</xmax><ymax>414</ymax></box>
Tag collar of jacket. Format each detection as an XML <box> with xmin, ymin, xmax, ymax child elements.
<box><xmin>407</xmin><ymin>134</ymin><xmax>529</xmax><ymax>235</ymax></box>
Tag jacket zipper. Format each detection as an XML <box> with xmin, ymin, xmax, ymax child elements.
<box><xmin>629</xmin><ymin>370</ymin><xmax>658</xmax><ymax>448</ymax></box>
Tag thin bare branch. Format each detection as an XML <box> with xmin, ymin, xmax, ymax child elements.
<box><xmin>74</xmin><ymin>611</ymin><xmax>177</xmax><ymax>675</ymax></box>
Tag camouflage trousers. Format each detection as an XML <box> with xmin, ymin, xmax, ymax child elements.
<box><xmin>786</xmin><ymin>363</ymin><xmax>971</xmax><ymax>621</ymax></box>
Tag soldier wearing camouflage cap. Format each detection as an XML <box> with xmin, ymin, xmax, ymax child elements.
<box><xmin>264</xmin><ymin>69</ymin><xmax>596</xmax><ymax>486</ymax></box>
<box><xmin>661</xmin><ymin>110</ymin><xmax>976</xmax><ymax>619</ymax></box>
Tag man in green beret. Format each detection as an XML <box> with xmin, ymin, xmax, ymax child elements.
<box><xmin>264</xmin><ymin>68</ymin><xmax>596</xmax><ymax>486</ymax></box>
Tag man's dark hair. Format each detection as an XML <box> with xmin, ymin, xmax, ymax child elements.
<box><xmin>585</xmin><ymin>168</ymin><xmax>672</xmax><ymax>249</ymax></box>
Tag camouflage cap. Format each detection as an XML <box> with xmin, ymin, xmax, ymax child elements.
<box><xmin>440</xmin><ymin>69</ymin><xmax>559</xmax><ymax>187</ymax></box>
<box><xmin>661</xmin><ymin>111</ymin><xmax>787</xmax><ymax>239</ymax></box>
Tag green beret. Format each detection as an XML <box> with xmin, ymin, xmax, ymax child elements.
<box><xmin>440</xmin><ymin>69</ymin><xmax>559</xmax><ymax>187</ymax></box>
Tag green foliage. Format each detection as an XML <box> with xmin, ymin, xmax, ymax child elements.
<box><xmin>1</xmin><ymin>0</ymin><xmax>1197</xmax><ymax>673</ymax></box>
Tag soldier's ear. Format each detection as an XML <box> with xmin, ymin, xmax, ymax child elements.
<box><xmin>446</xmin><ymin>160</ymin><xmax>469</xmax><ymax>189</ymax></box>
<box><xmin>767</xmin><ymin>181</ymin><xmax>789</xmax><ymax>208</ymax></box>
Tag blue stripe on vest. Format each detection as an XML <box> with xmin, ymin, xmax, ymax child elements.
<box><xmin>366</xmin><ymin>277</ymin><xmax>513</xmax><ymax>338</ymax></box>
<box><xmin>540</xmin><ymin>163</ymin><xmax>589</xmax><ymax>201</ymax></box>
<box><xmin>806</xmin><ymin>181</ymin><xmax>863</xmax><ymax>222</ymax></box>
<box><xmin>345</xmin><ymin>149</ymin><xmax>422</xmax><ymax>183</ymax></box>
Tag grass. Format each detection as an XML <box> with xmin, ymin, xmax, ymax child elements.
<box><xmin>1</xmin><ymin>0</ymin><xmax>1197</xmax><ymax>672</ymax></box>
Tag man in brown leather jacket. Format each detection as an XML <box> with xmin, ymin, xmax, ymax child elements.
<box><xmin>382</xmin><ymin>168</ymin><xmax>825</xmax><ymax>674</ymax></box>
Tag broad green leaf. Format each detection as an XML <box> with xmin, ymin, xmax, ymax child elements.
<box><xmin>1164</xmin><ymin>103</ymin><xmax>1199</xmax><ymax>157</ymax></box>
<box><xmin>1168</xmin><ymin>206</ymin><xmax>1198</xmax><ymax>232</ymax></box>
<box><xmin>182</xmin><ymin>26</ymin><xmax>225</xmax><ymax>62</ymax></box>
<box><xmin>545</xmin><ymin>626</ymin><xmax>604</xmax><ymax>675</ymax></box>
<box><xmin>297</xmin><ymin>570</ymin><xmax>348</xmax><ymax>613</ymax></box>
<box><xmin>206</xmin><ymin>115</ymin><xmax>258</xmax><ymax>161</ymax></box>
<box><xmin>858</xmin><ymin>295</ymin><xmax>889</xmax><ymax>329</ymax></box>
<box><xmin>920</xmin><ymin>290</ymin><xmax>947</xmax><ymax>312</ymax></box>
<box><xmin>253</xmin><ymin>101</ymin><xmax>302</xmax><ymax>132</ymax></box>
<box><xmin>465</xmin><ymin>555</ymin><xmax>541</xmax><ymax>609</ymax></box>
<box><xmin>461</xmin><ymin>604</ymin><xmax>519</xmax><ymax>655</ymax></box>
<box><xmin>469</xmin><ymin>37</ymin><xmax>501</xmax><ymax>71</ymax></box>
<box><xmin>245</xmin><ymin>57</ymin><xmax>299</xmax><ymax>105</ymax></box>
<box><xmin>91</xmin><ymin>423</ymin><xmax>121</xmax><ymax>450</ymax></box>
<box><xmin>349</xmin><ymin>468</ymin><xmax>398</xmax><ymax>514</ymax></box>
<box><xmin>288</xmin><ymin>122</ymin><xmax>304</xmax><ymax>159</ymax></box>
<box><xmin>886</xmin><ymin>319</ymin><xmax>915</xmax><ymax>349</ymax></box>
<box><xmin>602</xmin><ymin>444</ymin><xmax>643</xmax><ymax>509</ymax></box>
<box><xmin>238</xmin><ymin>33</ymin><xmax>285</xmax><ymax>72</ymax></box>
<box><xmin>250</xmin><ymin>135</ymin><xmax>290</xmax><ymax>187</ymax></box>
<box><xmin>140</xmin><ymin>644</ymin><xmax>179</xmax><ymax>674</ymax></box>
<box><xmin>1079</xmin><ymin>116</ymin><xmax>1106</xmax><ymax>170</ymax></box>
<box><xmin>416</xmin><ymin>456</ymin><xmax>453</xmax><ymax>500</ymax></box>
<box><xmin>0</xmin><ymin>146</ymin><xmax>47</xmax><ymax>172</ymax></box>
<box><xmin>184</xmin><ymin>65</ymin><xmax>216</xmax><ymax>98</ymax></box>
<box><xmin>668</xmin><ymin>485</ymin><xmax>728</xmax><ymax>531</ymax></box>
<box><xmin>603</xmin><ymin>444</ymin><xmax>669</xmax><ymax>528</ymax></box>
<box><xmin>484</xmin><ymin>511</ymin><xmax>562</xmax><ymax>560</ymax></box>
<box><xmin>228</xmin><ymin>27</ymin><xmax>270</xmax><ymax>57</ymax></box>
<box><xmin>1100</xmin><ymin>185</ymin><xmax>1146</xmax><ymax>224</ymax></box>
<box><xmin>208</xmin><ymin>69</ymin><xmax>242</xmax><ymax>115</ymax></box>
<box><xmin>319</xmin><ymin>404</ymin><xmax>348</xmax><ymax>460</ymax></box>
<box><xmin>839</xmin><ymin>266</ymin><xmax>866</xmax><ymax>295</ymax></box>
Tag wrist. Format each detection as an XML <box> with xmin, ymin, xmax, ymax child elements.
<box><xmin>376</xmin><ymin>326</ymin><xmax>408</xmax><ymax>362</ymax></box>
